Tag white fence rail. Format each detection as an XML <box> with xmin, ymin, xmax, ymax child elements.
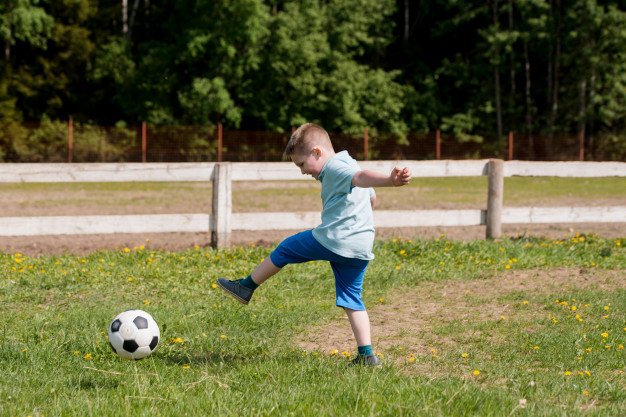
<box><xmin>1</xmin><ymin>160</ymin><xmax>625</xmax><ymax>247</ymax></box>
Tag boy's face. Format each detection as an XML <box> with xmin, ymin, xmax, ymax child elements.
<box><xmin>291</xmin><ymin>147</ymin><xmax>326</xmax><ymax>179</ymax></box>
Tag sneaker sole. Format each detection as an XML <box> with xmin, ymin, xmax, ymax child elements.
<box><xmin>216</xmin><ymin>281</ymin><xmax>250</xmax><ymax>305</ymax></box>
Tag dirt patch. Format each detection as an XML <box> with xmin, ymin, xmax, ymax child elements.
<box><xmin>295</xmin><ymin>268</ymin><xmax>625</xmax><ymax>357</ymax></box>
<box><xmin>1</xmin><ymin>223</ymin><xmax>624</xmax><ymax>257</ymax></box>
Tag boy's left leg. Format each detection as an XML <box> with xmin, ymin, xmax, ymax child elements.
<box><xmin>345</xmin><ymin>308</ymin><xmax>372</xmax><ymax>347</ymax></box>
<box><xmin>331</xmin><ymin>261</ymin><xmax>380</xmax><ymax>366</ymax></box>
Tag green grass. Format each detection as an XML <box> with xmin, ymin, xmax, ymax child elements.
<box><xmin>1</xmin><ymin>235</ymin><xmax>625</xmax><ymax>416</ymax></box>
<box><xmin>1</xmin><ymin>177</ymin><xmax>624</xmax><ymax>215</ymax></box>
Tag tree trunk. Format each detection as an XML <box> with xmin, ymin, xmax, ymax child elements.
<box><xmin>523</xmin><ymin>40</ymin><xmax>534</xmax><ymax>159</ymax></box>
<box><xmin>578</xmin><ymin>79</ymin><xmax>587</xmax><ymax>161</ymax></box>
<box><xmin>589</xmin><ymin>70</ymin><xmax>596</xmax><ymax>159</ymax></box>
<box><xmin>508</xmin><ymin>0</ymin><xmax>515</xmax><ymax>101</ymax></box>
<box><xmin>404</xmin><ymin>0</ymin><xmax>409</xmax><ymax>43</ymax></box>
<box><xmin>122</xmin><ymin>0</ymin><xmax>128</xmax><ymax>35</ymax></box>
<box><xmin>493</xmin><ymin>0</ymin><xmax>503</xmax><ymax>140</ymax></box>
<box><xmin>547</xmin><ymin>0</ymin><xmax>561</xmax><ymax>159</ymax></box>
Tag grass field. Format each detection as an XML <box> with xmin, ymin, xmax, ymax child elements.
<box><xmin>1</xmin><ymin>235</ymin><xmax>624</xmax><ymax>416</ymax></box>
<box><xmin>1</xmin><ymin>177</ymin><xmax>625</xmax><ymax>216</ymax></box>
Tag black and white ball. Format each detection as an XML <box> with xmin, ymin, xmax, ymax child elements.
<box><xmin>108</xmin><ymin>310</ymin><xmax>160</xmax><ymax>360</ymax></box>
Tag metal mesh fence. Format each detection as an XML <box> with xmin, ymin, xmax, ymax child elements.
<box><xmin>4</xmin><ymin>124</ymin><xmax>625</xmax><ymax>162</ymax></box>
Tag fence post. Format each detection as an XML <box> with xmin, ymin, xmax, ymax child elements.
<box><xmin>508</xmin><ymin>131</ymin><xmax>514</xmax><ymax>160</ymax></box>
<box><xmin>211</xmin><ymin>162</ymin><xmax>232</xmax><ymax>249</ymax></box>
<box><xmin>435</xmin><ymin>129</ymin><xmax>441</xmax><ymax>160</ymax></box>
<box><xmin>140</xmin><ymin>121</ymin><xmax>147</xmax><ymax>163</ymax></box>
<box><xmin>364</xmin><ymin>127</ymin><xmax>369</xmax><ymax>160</ymax></box>
<box><xmin>217</xmin><ymin>122</ymin><xmax>223</xmax><ymax>162</ymax></box>
<box><xmin>486</xmin><ymin>159</ymin><xmax>504</xmax><ymax>239</ymax></box>
<box><xmin>68</xmin><ymin>116</ymin><xmax>73</xmax><ymax>163</ymax></box>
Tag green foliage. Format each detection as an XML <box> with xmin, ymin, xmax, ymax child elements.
<box><xmin>1</xmin><ymin>0</ymin><xmax>626</xmax><ymax>154</ymax></box>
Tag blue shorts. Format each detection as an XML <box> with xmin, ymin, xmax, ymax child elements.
<box><xmin>270</xmin><ymin>230</ymin><xmax>369</xmax><ymax>311</ymax></box>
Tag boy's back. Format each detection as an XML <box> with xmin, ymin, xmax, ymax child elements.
<box><xmin>313</xmin><ymin>150</ymin><xmax>375</xmax><ymax>260</ymax></box>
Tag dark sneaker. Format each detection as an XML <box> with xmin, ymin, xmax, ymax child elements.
<box><xmin>349</xmin><ymin>354</ymin><xmax>382</xmax><ymax>367</ymax></box>
<box><xmin>217</xmin><ymin>278</ymin><xmax>253</xmax><ymax>305</ymax></box>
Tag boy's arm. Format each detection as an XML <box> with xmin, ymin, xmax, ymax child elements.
<box><xmin>352</xmin><ymin>167</ymin><xmax>411</xmax><ymax>188</ymax></box>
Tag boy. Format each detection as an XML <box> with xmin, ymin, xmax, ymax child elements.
<box><xmin>217</xmin><ymin>123</ymin><xmax>411</xmax><ymax>366</ymax></box>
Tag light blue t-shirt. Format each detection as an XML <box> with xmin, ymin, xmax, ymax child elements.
<box><xmin>312</xmin><ymin>151</ymin><xmax>375</xmax><ymax>260</ymax></box>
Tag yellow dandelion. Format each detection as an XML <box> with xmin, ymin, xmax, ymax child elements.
<box><xmin>522</xmin><ymin>300</ymin><xmax>529</xmax><ymax>305</ymax></box>
<box><xmin>585</xmin><ymin>347</ymin><xmax>592</xmax><ymax>353</ymax></box>
<box><xmin>408</xmin><ymin>356</ymin><xmax>416</xmax><ymax>363</ymax></box>
<box><xmin>83</xmin><ymin>353</ymin><xmax>92</xmax><ymax>360</ymax></box>
<box><xmin>461</xmin><ymin>352</ymin><xmax>469</xmax><ymax>358</ymax></box>
<box><xmin>532</xmin><ymin>346</ymin><xmax>540</xmax><ymax>350</ymax></box>
<box><xmin>582</xmin><ymin>390</ymin><xmax>590</xmax><ymax>396</ymax></box>
<box><xmin>21</xmin><ymin>348</ymin><xmax>28</xmax><ymax>353</ymax></box>
<box><xmin>617</xmin><ymin>344</ymin><xmax>624</xmax><ymax>350</ymax></box>
<box><xmin>584</xmin><ymin>370</ymin><xmax>591</xmax><ymax>377</ymax></box>
<box><xmin>220</xmin><ymin>334</ymin><xmax>227</xmax><ymax>340</ymax></box>
<box><xmin>505</xmin><ymin>264</ymin><xmax>511</xmax><ymax>270</ymax></box>
<box><xmin>602</xmin><ymin>315</ymin><xmax>609</xmax><ymax>319</ymax></box>
<box><xmin>472</xmin><ymin>370</ymin><xmax>481</xmax><ymax>376</ymax></box>
<box><xmin>123</xmin><ymin>247</ymin><xmax>131</xmax><ymax>253</ymax></box>
<box><xmin>73</xmin><ymin>350</ymin><xmax>81</xmax><ymax>356</ymax></box>
<box><xmin>571</xmin><ymin>306</ymin><xmax>577</xmax><ymax>311</ymax></box>
<box><xmin>341</xmin><ymin>351</ymin><xmax>351</xmax><ymax>358</ymax></box>
<box><xmin>143</xmin><ymin>299</ymin><xmax>150</xmax><ymax>305</ymax></box>
<box><xmin>170</xmin><ymin>337</ymin><xmax>184</xmax><ymax>344</ymax></box>
<box><xmin>601</xmin><ymin>332</ymin><xmax>609</xmax><ymax>338</ymax></box>
<box><xmin>604</xmin><ymin>305</ymin><xmax>610</xmax><ymax>311</ymax></box>
<box><xmin>182</xmin><ymin>363</ymin><xmax>190</xmax><ymax>369</ymax></box>
<box><xmin>211</xmin><ymin>283</ymin><xmax>217</xmax><ymax>289</ymax></box>
<box><xmin>564</xmin><ymin>371</ymin><xmax>572</xmax><ymax>376</ymax></box>
<box><xmin>329</xmin><ymin>349</ymin><xmax>339</xmax><ymax>356</ymax></box>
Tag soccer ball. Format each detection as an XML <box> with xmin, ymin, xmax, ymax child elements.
<box><xmin>108</xmin><ymin>310</ymin><xmax>160</xmax><ymax>360</ymax></box>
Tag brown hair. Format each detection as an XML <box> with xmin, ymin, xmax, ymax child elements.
<box><xmin>284</xmin><ymin>123</ymin><xmax>333</xmax><ymax>157</ymax></box>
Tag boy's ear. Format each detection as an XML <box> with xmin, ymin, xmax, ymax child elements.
<box><xmin>311</xmin><ymin>147</ymin><xmax>322</xmax><ymax>158</ymax></box>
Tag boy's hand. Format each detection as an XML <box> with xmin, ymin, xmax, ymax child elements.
<box><xmin>390</xmin><ymin>167</ymin><xmax>411</xmax><ymax>186</ymax></box>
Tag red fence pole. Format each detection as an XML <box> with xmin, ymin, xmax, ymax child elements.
<box><xmin>68</xmin><ymin>116</ymin><xmax>73</xmax><ymax>163</ymax></box>
<box><xmin>435</xmin><ymin>129</ymin><xmax>441</xmax><ymax>160</ymax></box>
<box><xmin>217</xmin><ymin>122</ymin><xmax>223</xmax><ymax>162</ymax></box>
<box><xmin>508</xmin><ymin>131</ymin><xmax>514</xmax><ymax>160</ymax></box>
<box><xmin>364</xmin><ymin>127</ymin><xmax>369</xmax><ymax>160</ymax></box>
<box><xmin>141</xmin><ymin>121</ymin><xmax>147</xmax><ymax>163</ymax></box>
<box><xmin>579</xmin><ymin>130</ymin><xmax>585</xmax><ymax>161</ymax></box>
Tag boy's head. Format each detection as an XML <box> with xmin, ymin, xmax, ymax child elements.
<box><xmin>285</xmin><ymin>123</ymin><xmax>335</xmax><ymax>179</ymax></box>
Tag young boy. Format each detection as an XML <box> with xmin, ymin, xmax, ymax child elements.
<box><xmin>217</xmin><ymin>123</ymin><xmax>411</xmax><ymax>366</ymax></box>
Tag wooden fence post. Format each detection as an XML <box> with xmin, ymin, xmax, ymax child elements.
<box><xmin>435</xmin><ymin>129</ymin><xmax>441</xmax><ymax>160</ymax></box>
<box><xmin>508</xmin><ymin>131</ymin><xmax>514</xmax><ymax>160</ymax></box>
<box><xmin>486</xmin><ymin>159</ymin><xmax>504</xmax><ymax>239</ymax></box>
<box><xmin>211</xmin><ymin>162</ymin><xmax>232</xmax><ymax>248</ymax></box>
<box><xmin>68</xmin><ymin>116</ymin><xmax>73</xmax><ymax>163</ymax></box>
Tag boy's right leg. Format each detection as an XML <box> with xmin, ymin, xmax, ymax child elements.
<box><xmin>217</xmin><ymin>257</ymin><xmax>281</xmax><ymax>305</ymax></box>
<box><xmin>217</xmin><ymin>230</ymin><xmax>318</xmax><ymax>305</ymax></box>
